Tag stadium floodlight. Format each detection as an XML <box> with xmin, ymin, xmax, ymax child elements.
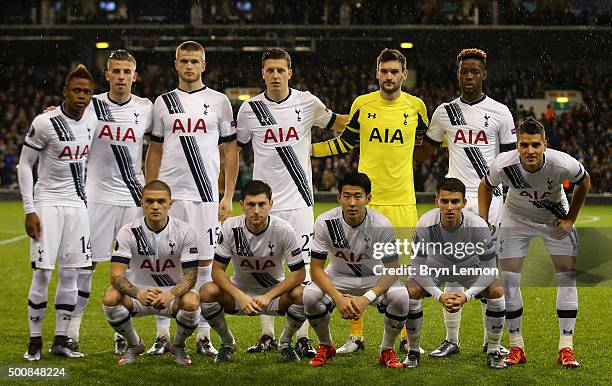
<box><xmin>400</xmin><ymin>42</ymin><xmax>414</xmax><ymax>49</ymax></box>
<box><xmin>556</xmin><ymin>97</ymin><xmax>569</xmax><ymax>103</ymax></box>
<box><xmin>95</xmin><ymin>42</ymin><xmax>110</xmax><ymax>49</ymax></box>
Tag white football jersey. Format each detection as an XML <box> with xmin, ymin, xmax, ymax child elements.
<box><xmin>86</xmin><ymin>93</ymin><xmax>153</xmax><ymax>206</ymax></box>
<box><xmin>485</xmin><ymin>149</ymin><xmax>586</xmax><ymax>224</ymax></box>
<box><xmin>214</xmin><ymin>214</ymin><xmax>305</xmax><ymax>290</ymax></box>
<box><xmin>426</xmin><ymin>95</ymin><xmax>516</xmax><ymax>195</ymax></box>
<box><xmin>412</xmin><ymin>208</ymin><xmax>497</xmax><ymax>269</ymax></box>
<box><xmin>151</xmin><ymin>87</ymin><xmax>235</xmax><ymax>202</ymax></box>
<box><xmin>23</xmin><ymin>106</ymin><xmax>97</xmax><ymax>207</ymax></box>
<box><xmin>111</xmin><ymin>216</ymin><xmax>202</xmax><ymax>288</ymax></box>
<box><xmin>236</xmin><ymin>89</ymin><xmax>336</xmax><ymax>211</ymax></box>
<box><xmin>311</xmin><ymin>207</ymin><xmax>397</xmax><ymax>277</ymax></box>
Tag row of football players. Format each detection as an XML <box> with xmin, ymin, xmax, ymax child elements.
<box><xmin>19</xmin><ymin>41</ymin><xmax>345</xmax><ymax>362</ymax></box>
<box><xmin>18</xmin><ymin>41</ymin><xmax>589</xmax><ymax>369</ymax></box>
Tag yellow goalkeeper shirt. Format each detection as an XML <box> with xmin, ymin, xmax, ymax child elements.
<box><xmin>312</xmin><ymin>90</ymin><xmax>428</xmax><ymax>205</ymax></box>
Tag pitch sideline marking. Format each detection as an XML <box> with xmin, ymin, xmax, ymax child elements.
<box><xmin>0</xmin><ymin>235</ymin><xmax>28</xmax><ymax>245</ymax></box>
<box><xmin>576</xmin><ymin>215</ymin><xmax>601</xmax><ymax>224</ymax></box>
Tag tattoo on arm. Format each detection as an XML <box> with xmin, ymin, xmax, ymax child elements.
<box><xmin>111</xmin><ymin>274</ymin><xmax>140</xmax><ymax>299</ymax></box>
<box><xmin>170</xmin><ymin>267</ymin><xmax>198</xmax><ymax>299</ymax></box>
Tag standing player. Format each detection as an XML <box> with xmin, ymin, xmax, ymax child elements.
<box><xmin>414</xmin><ymin>48</ymin><xmax>516</xmax><ymax>357</ymax></box>
<box><xmin>403</xmin><ymin>178</ymin><xmax>506</xmax><ymax>369</ymax></box>
<box><xmin>311</xmin><ymin>48</ymin><xmax>428</xmax><ymax>354</ymax></box>
<box><xmin>66</xmin><ymin>50</ymin><xmax>153</xmax><ymax>354</ymax></box>
<box><xmin>479</xmin><ymin>117</ymin><xmax>590</xmax><ymax>368</ymax></box>
<box><xmin>200</xmin><ymin>180</ymin><xmax>307</xmax><ymax>363</ymax></box>
<box><xmin>18</xmin><ymin>65</ymin><xmax>97</xmax><ymax>360</ymax></box>
<box><xmin>145</xmin><ymin>40</ymin><xmax>239</xmax><ymax>356</ymax></box>
<box><xmin>304</xmin><ymin>172</ymin><xmax>409</xmax><ymax>368</ymax></box>
<box><xmin>235</xmin><ymin>48</ymin><xmax>347</xmax><ymax>357</ymax></box>
<box><xmin>102</xmin><ymin>180</ymin><xmax>201</xmax><ymax>366</ymax></box>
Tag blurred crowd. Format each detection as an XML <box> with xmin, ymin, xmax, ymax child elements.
<box><xmin>5</xmin><ymin>0</ymin><xmax>611</xmax><ymax>26</ymax></box>
<box><xmin>0</xmin><ymin>58</ymin><xmax>610</xmax><ymax>194</ymax></box>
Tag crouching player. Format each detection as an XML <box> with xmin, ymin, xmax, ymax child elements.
<box><xmin>200</xmin><ymin>180</ymin><xmax>307</xmax><ymax>363</ymax></box>
<box><xmin>304</xmin><ymin>172</ymin><xmax>409</xmax><ymax>368</ymax></box>
<box><xmin>102</xmin><ymin>180</ymin><xmax>201</xmax><ymax>366</ymax></box>
<box><xmin>404</xmin><ymin>178</ymin><xmax>506</xmax><ymax>369</ymax></box>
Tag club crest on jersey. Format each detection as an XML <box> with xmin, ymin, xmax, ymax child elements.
<box><xmin>87</xmin><ymin>126</ymin><xmax>92</xmax><ymax>139</ymax></box>
<box><xmin>484</xmin><ymin>114</ymin><xmax>490</xmax><ymax>127</ymax></box>
<box><xmin>453</xmin><ymin>129</ymin><xmax>488</xmax><ymax>144</ymax></box>
<box><xmin>267</xmin><ymin>241</ymin><xmax>275</xmax><ymax>256</ymax></box>
<box><xmin>59</xmin><ymin>144</ymin><xmax>89</xmax><ymax>160</ymax></box>
<box><xmin>38</xmin><ymin>247</ymin><xmax>43</xmax><ymax>262</ymax></box>
<box><xmin>264</xmin><ymin>127</ymin><xmax>299</xmax><ymax>143</ymax></box>
<box><xmin>240</xmin><ymin>259</ymin><xmax>276</xmax><ymax>270</ymax></box>
<box><xmin>369</xmin><ymin>127</ymin><xmax>403</xmax><ymax>143</ymax></box>
<box><xmin>335</xmin><ymin>251</ymin><xmax>369</xmax><ymax>262</ymax></box>
<box><xmin>363</xmin><ymin>235</ymin><xmax>370</xmax><ymax>250</ymax></box>
<box><xmin>203</xmin><ymin>103</ymin><xmax>209</xmax><ymax>115</ymax></box>
<box><xmin>99</xmin><ymin>125</ymin><xmax>137</xmax><ymax>142</ymax></box>
<box><xmin>173</xmin><ymin>118</ymin><xmax>207</xmax><ymax>134</ymax></box>
<box><xmin>295</xmin><ymin>109</ymin><xmax>301</xmax><ymax>121</ymax></box>
<box><xmin>403</xmin><ymin>112</ymin><xmax>409</xmax><ymax>125</ymax></box>
<box><xmin>169</xmin><ymin>241</ymin><xmax>176</xmax><ymax>255</ymax></box>
<box><xmin>546</xmin><ymin>178</ymin><xmax>554</xmax><ymax>190</ymax></box>
<box><xmin>140</xmin><ymin>259</ymin><xmax>176</xmax><ymax>272</ymax></box>
<box><xmin>134</xmin><ymin>112</ymin><xmax>139</xmax><ymax>124</ymax></box>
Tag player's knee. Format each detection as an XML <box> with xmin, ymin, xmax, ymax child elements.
<box><xmin>485</xmin><ymin>285</ymin><xmax>504</xmax><ymax>299</ymax></box>
<box><xmin>407</xmin><ymin>283</ymin><xmax>425</xmax><ymax>300</ymax></box>
<box><xmin>199</xmin><ymin>282</ymin><xmax>220</xmax><ymax>303</ymax></box>
<box><xmin>102</xmin><ymin>286</ymin><xmax>122</xmax><ymax>306</ymax></box>
<box><xmin>290</xmin><ymin>285</ymin><xmax>304</xmax><ymax>305</ymax></box>
<box><xmin>180</xmin><ymin>291</ymin><xmax>200</xmax><ymax>312</ymax></box>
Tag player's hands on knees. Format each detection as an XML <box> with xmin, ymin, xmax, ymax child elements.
<box><xmin>151</xmin><ymin>290</ymin><xmax>175</xmax><ymax>310</ymax></box>
<box><xmin>252</xmin><ymin>294</ymin><xmax>271</xmax><ymax>309</ymax></box>
<box><xmin>137</xmin><ymin>289</ymin><xmax>152</xmax><ymax>306</ymax></box>
<box><xmin>237</xmin><ymin>293</ymin><xmax>261</xmax><ymax>316</ymax></box>
<box><xmin>551</xmin><ymin>219</ymin><xmax>573</xmax><ymax>239</ymax></box>
<box><xmin>25</xmin><ymin>213</ymin><xmax>42</xmax><ymax>240</ymax></box>
<box><xmin>351</xmin><ymin>295</ymin><xmax>370</xmax><ymax>319</ymax></box>
<box><xmin>336</xmin><ymin>295</ymin><xmax>357</xmax><ymax>320</ymax></box>
<box><xmin>439</xmin><ymin>293</ymin><xmax>459</xmax><ymax>313</ymax></box>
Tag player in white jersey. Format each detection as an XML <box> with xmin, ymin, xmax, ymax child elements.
<box><xmin>236</xmin><ymin>48</ymin><xmax>347</xmax><ymax>357</ymax></box>
<box><xmin>479</xmin><ymin>117</ymin><xmax>590</xmax><ymax>369</ymax></box>
<box><xmin>414</xmin><ymin>48</ymin><xmax>515</xmax><ymax>357</ymax></box>
<box><xmin>63</xmin><ymin>50</ymin><xmax>153</xmax><ymax>355</ymax></box>
<box><xmin>403</xmin><ymin>178</ymin><xmax>506</xmax><ymax>369</ymax></box>
<box><xmin>145</xmin><ymin>41</ymin><xmax>239</xmax><ymax>356</ymax></box>
<box><xmin>18</xmin><ymin>65</ymin><xmax>97</xmax><ymax>361</ymax></box>
<box><xmin>102</xmin><ymin>181</ymin><xmax>201</xmax><ymax>366</ymax></box>
<box><xmin>200</xmin><ymin>180</ymin><xmax>307</xmax><ymax>363</ymax></box>
<box><xmin>304</xmin><ymin>172</ymin><xmax>409</xmax><ymax>368</ymax></box>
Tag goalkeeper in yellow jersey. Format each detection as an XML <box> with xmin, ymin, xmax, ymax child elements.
<box><xmin>311</xmin><ymin>48</ymin><xmax>428</xmax><ymax>354</ymax></box>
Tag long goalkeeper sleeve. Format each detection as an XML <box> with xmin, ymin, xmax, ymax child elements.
<box><xmin>17</xmin><ymin>146</ymin><xmax>39</xmax><ymax>214</ymax></box>
<box><xmin>311</xmin><ymin>126</ymin><xmax>360</xmax><ymax>157</ymax></box>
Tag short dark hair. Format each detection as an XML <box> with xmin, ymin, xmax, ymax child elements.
<box><xmin>436</xmin><ymin>177</ymin><xmax>466</xmax><ymax>198</ymax></box>
<box><xmin>262</xmin><ymin>48</ymin><xmax>291</xmax><ymax>68</ymax></box>
<box><xmin>517</xmin><ymin>116</ymin><xmax>545</xmax><ymax>137</ymax></box>
<box><xmin>143</xmin><ymin>179</ymin><xmax>171</xmax><ymax>197</ymax></box>
<box><xmin>176</xmin><ymin>40</ymin><xmax>205</xmax><ymax>59</ymax></box>
<box><xmin>377</xmin><ymin>48</ymin><xmax>406</xmax><ymax>71</ymax></box>
<box><xmin>107</xmin><ymin>49</ymin><xmax>137</xmax><ymax>69</ymax></box>
<box><xmin>64</xmin><ymin>64</ymin><xmax>94</xmax><ymax>88</ymax></box>
<box><xmin>338</xmin><ymin>172</ymin><xmax>372</xmax><ymax>195</ymax></box>
<box><xmin>241</xmin><ymin>180</ymin><xmax>272</xmax><ymax>200</ymax></box>
<box><xmin>457</xmin><ymin>48</ymin><xmax>487</xmax><ymax>68</ymax></box>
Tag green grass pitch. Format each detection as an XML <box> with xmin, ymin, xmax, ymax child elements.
<box><xmin>0</xmin><ymin>201</ymin><xmax>610</xmax><ymax>385</ymax></box>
